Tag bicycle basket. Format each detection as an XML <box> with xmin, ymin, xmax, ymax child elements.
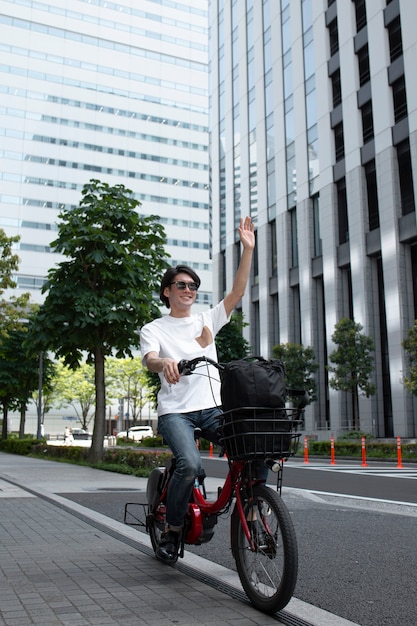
<box><xmin>218</xmin><ymin>407</ymin><xmax>302</xmax><ymax>461</ymax></box>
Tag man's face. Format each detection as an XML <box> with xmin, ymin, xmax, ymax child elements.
<box><xmin>164</xmin><ymin>272</ymin><xmax>198</xmax><ymax>312</ymax></box>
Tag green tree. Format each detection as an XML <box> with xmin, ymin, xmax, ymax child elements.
<box><xmin>0</xmin><ymin>228</ymin><xmax>20</xmax><ymax>294</ymax></box>
<box><xmin>272</xmin><ymin>342</ymin><xmax>318</xmax><ymax>401</ymax></box>
<box><xmin>106</xmin><ymin>357</ymin><xmax>147</xmax><ymax>426</ymax></box>
<box><xmin>0</xmin><ymin>228</ymin><xmax>32</xmax><ymax>342</ymax></box>
<box><xmin>26</xmin><ymin>179</ymin><xmax>168</xmax><ymax>462</ymax></box>
<box><xmin>327</xmin><ymin>318</ymin><xmax>376</xmax><ymax>431</ymax></box>
<box><xmin>52</xmin><ymin>360</ymin><xmax>96</xmax><ymax>430</ymax></box>
<box><xmin>402</xmin><ymin>320</ymin><xmax>417</xmax><ymax>396</ymax></box>
<box><xmin>215</xmin><ymin>311</ymin><xmax>251</xmax><ymax>363</ymax></box>
<box><xmin>0</xmin><ymin>327</ymin><xmax>55</xmax><ymax>439</ymax></box>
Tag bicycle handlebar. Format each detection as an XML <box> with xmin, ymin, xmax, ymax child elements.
<box><xmin>177</xmin><ymin>356</ymin><xmax>221</xmax><ymax>376</ymax></box>
<box><xmin>177</xmin><ymin>356</ymin><xmax>309</xmax><ymax>410</ymax></box>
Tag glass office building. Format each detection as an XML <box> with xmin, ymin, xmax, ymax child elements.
<box><xmin>0</xmin><ymin>0</ymin><xmax>211</xmax><ymax>310</ymax></box>
<box><xmin>209</xmin><ymin>0</ymin><xmax>417</xmax><ymax>438</ymax></box>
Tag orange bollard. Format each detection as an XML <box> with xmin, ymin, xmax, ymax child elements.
<box><xmin>209</xmin><ymin>442</ymin><xmax>213</xmax><ymax>458</ymax></box>
<box><xmin>304</xmin><ymin>436</ymin><xmax>309</xmax><ymax>464</ymax></box>
<box><xmin>361</xmin><ymin>436</ymin><xmax>368</xmax><ymax>467</ymax></box>
<box><xmin>396</xmin><ymin>436</ymin><xmax>403</xmax><ymax>468</ymax></box>
<box><xmin>330</xmin><ymin>436</ymin><xmax>336</xmax><ymax>465</ymax></box>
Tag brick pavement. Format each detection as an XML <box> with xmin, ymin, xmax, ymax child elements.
<box><xmin>0</xmin><ymin>453</ymin><xmax>357</xmax><ymax>626</ymax></box>
<box><xmin>0</xmin><ymin>454</ymin><xmax>282</xmax><ymax>626</ymax></box>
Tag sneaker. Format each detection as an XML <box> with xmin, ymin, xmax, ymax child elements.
<box><xmin>155</xmin><ymin>530</ymin><xmax>180</xmax><ymax>564</ymax></box>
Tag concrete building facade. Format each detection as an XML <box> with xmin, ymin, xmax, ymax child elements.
<box><xmin>0</xmin><ymin>0</ymin><xmax>211</xmax><ymax>310</ymax></box>
<box><xmin>209</xmin><ymin>0</ymin><xmax>417</xmax><ymax>438</ymax></box>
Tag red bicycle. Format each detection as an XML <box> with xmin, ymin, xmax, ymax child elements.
<box><xmin>126</xmin><ymin>356</ymin><xmax>306</xmax><ymax>614</ymax></box>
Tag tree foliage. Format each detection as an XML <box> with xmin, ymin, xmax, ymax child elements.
<box><xmin>0</xmin><ymin>228</ymin><xmax>32</xmax><ymax>344</ymax></box>
<box><xmin>0</xmin><ymin>326</ymin><xmax>55</xmax><ymax>439</ymax></box>
<box><xmin>105</xmin><ymin>357</ymin><xmax>148</xmax><ymax>424</ymax></box>
<box><xmin>215</xmin><ymin>311</ymin><xmax>251</xmax><ymax>363</ymax></box>
<box><xmin>26</xmin><ymin>179</ymin><xmax>168</xmax><ymax>461</ymax></box>
<box><xmin>271</xmin><ymin>342</ymin><xmax>318</xmax><ymax>402</ymax></box>
<box><xmin>52</xmin><ymin>360</ymin><xmax>96</xmax><ymax>430</ymax></box>
<box><xmin>402</xmin><ymin>321</ymin><xmax>417</xmax><ymax>396</ymax></box>
<box><xmin>0</xmin><ymin>230</ymin><xmax>39</xmax><ymax>439</ymax></box>
<box><xmin>327</xmin><ymin>318</ymin><xmax>376</xmax><ymax>430</ymax></box>
<box><xmin>0</xmin><ymin>228</ymin><xmax>20</xmax><ymax>293</ymax></box>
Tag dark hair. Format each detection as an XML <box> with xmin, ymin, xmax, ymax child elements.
<box><xmin>159</xmin><ymin>265</ymin><xmax>201</xmax><ymax>308</ymax></box>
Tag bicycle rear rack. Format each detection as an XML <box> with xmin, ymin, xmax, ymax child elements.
<box><xmin>124</xmin><ymin>502</ymin><xmax>147</xmax><ymax>529</ymax></box>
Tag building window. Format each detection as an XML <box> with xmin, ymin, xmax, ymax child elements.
<box><xmin>270</xmin><ymin>220</ymin><xmax>277</xmax><ymax>276</ymax></box>
<box><xmin>312</xmin><ymin>194</ymin><xmax>322</xmax><ymax>257</ymax></box>
<box><xmin>411</xmin><ymin>245</ymin><xmax>417</xmax><ymax>318</ymax></box>
<box><xmin>328</xmin><ymin>18</ymin><xmax>339</xmax><ymax>56</ymax></box>
<box><xmin>337</xmin><ymin>178</ymin><xmax>349</xmax><ymax>244</ymax></box>
<box><xmin>253</xmin><ymin>231</ymin><xmax>259</xmax><ymax>285</ymax></box>
<box><xmin>361</xmin><ymin>101</ymin><xmax>374</xmax><ymax>143</ymax></box>
<box><xmin>357</xmin><ymin>45</ymin><xmax>370</xmax><ymax>86</ymax></box>
<box><xmin>290</xmin><ymin>208</ymin><xmax>298</xmax><ymax>268</ymax></box>
<box><xmin>331</xmin><ymin>69</ymin><xmax>342</xmax><ymax>107</ymax></box>
<box><xmin>353</xmin><ymin>0</ymin><xmax>367</xmax><ymax>32</ymax></box>
<box><xmin>291</xmin><ymin>285</ymin><xmax>301</xmax><ymax>344</ymax></box>
<box><xmin>220</xmin><ymin>250</ymin><xmax>226</xmax><ymax>297</ymax></box>
<box><xmin>392</xmin><ymin>76</ymin><xmax>408</xmax><ymax>123</ymax></box>
<box><xmin>387</xmin><ymin>16</ymin><xmax>403</xmax><ymax>62</ymax></box>
<box><xmin>251</xmin><ymin>300</ymin><xmax>260</xmax><ymax>355</ymax></box>
<box><xmin>365</xmin><ymin>160</ymin><xmax>380</xmax><ymax>231</ymax></box>
<box><xmin>334</xmin><ymin>122</ymin><xmax>345</xmax><ymax>161</ymax></box>
<box><xmin>271</xmin><ymin>293</ymin><xmax>280</xmax><ymax>347</ymax></box>
<box><xmin>397</xmin><ymin>140</ymin><xmax>416</xmax><ymax>216</ymax></box>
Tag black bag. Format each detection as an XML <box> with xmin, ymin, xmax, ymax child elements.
<box><xmin>219</xmin><ymin>357</ymin><xmax>291</xmax><ymax>460</ymax></box>
<box><xmin>220</xmin><ymin>356</ymin><xmax>286</xmax><ymax>411</ymax></box>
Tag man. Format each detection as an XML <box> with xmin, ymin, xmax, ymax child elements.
<box><xmin>140</xmin><ymin>216</ymin><xmax>262</xmax><ymax>563</ymax></box>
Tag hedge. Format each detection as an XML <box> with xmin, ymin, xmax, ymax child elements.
<box><xmin>0</xmin><ymin>438</ymin><xmax>173</xmax><ymax>476</ymax></box>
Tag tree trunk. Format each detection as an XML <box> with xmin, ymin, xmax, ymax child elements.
<box><xmin>19</xmin><ymin>403</ymin><xmax>26</xmax><ymax>439</ymax></box>
<box><xmin>352</xmin><ymin>386</ymin><xmax>360</xmax><ymax>431</ymax></box>
<box><xmin>88</xmin><ymin>347</ymin><xmax>106</xmax><ymax>463</ymax></box>
<box><xmin>1</xmin><ymin>405</ymin><xmax>8</xmax><ymax>440</ymax></box>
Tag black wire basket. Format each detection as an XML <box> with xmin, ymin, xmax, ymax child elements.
<box><xmin>218</xmin><ymin>407</ymin><xmax>302</xmax><ymax>461</ymax></box>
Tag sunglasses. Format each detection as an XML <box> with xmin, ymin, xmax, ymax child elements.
<box><xmin>170</xmin><ymin>280</ymin><xmax>199</xmax><ymax>291</ymax></box>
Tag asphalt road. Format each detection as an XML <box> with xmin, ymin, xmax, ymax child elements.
<box><xmin>61</xmin><ymin>457</ymin><xmax>417</xmax><ymax>626</ymax></box>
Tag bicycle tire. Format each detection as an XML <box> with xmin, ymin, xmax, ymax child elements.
<box><xmin>231</xmin><ymin>484</ymin><xmax>298</xmax><ymax>614</ymax></box>
<box><xmin>146</xmin><ymin>467</ymin><xmax>166</xmax><ymax>553</ymax></box>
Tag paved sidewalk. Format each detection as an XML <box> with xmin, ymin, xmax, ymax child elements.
<box><xmin>0</xmin><ymin>453</ymin><xmax>357</xmax><ymax>626</ymax></box>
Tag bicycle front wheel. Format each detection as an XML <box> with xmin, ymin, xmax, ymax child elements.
<box><xmin>231</xmin><ymin>484</ymin><xmax>298</xmax><ymax>614</ymax></box>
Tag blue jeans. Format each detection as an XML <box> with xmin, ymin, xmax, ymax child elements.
<box><xmin>157</xmin><ymin>407</ymin><xmax>268</xmax><ymax>530</ymax></box>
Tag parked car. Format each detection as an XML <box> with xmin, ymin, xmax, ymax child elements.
<box><xmin>71</xmin><ymin>428</ymin><xmax>92</xmax><ymax>440</ymax></box>
<box><xmin>116</xmin><ymin>425</ymin><xmax>154</xmax><ymax>441</ymax></box>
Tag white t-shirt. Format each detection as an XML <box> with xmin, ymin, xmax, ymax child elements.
<box><xmin>140</xmin><ymin>301</ymin><xmax>230</xmax><ymax>416</ymax></box>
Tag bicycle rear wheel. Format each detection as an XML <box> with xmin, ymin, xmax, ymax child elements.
<box><xmin>231</xmin><ymin>484</ymin><xmax>298</xmax><ymax>614</ymax></box>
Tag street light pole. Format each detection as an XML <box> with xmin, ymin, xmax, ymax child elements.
<box><xmin>126</xmin><ymin>371</ymin><xmax>141</xmax><ymax>428</ymax></box>
<box><xmin>36</xmin><ymin>352</ymin><xmax>43</xmax><ymax>439</ymax></box>
<box><xmin>126</xmin><ymin>375</ymin><xmax>131</xmax><ymax>431</ymax></box>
